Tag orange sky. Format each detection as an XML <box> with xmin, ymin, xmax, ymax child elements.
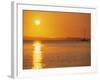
<box><xmin>23</xmin><ymin>10</ymin><xmax>91</xmax><ymax>39</ymax></box>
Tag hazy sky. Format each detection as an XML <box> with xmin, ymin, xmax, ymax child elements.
<box><xmin>23</xmin><ymin>10</ymin><xmax>91</xmax><ymax>39</ymax></box>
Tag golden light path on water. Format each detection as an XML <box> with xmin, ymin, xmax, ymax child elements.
<box><xmin>32</xmin><ymin>41</ymin><xmax>43</xmax><ymax>69</ymax></box>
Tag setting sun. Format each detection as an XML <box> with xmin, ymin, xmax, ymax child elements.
<box><xmin>34</xmin><ymin>19</ymin><xmax>40</xmax><ymax>26</ymax></box>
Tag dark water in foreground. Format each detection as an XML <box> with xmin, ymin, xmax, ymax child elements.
<box><xmin>23</xmin><ymin>41</ymin><xmax>90</xmax><ymax>69</ymax></box>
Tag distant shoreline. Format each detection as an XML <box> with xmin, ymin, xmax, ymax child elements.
<box><xmin>23</xmin><ymin>39</ymin><xmax>90</xmax><ymax>43</ymax></box>
<box><xmin>24</xmin><ymin>37</ymin><xmax>90</xmax><ymax>42</ymax></box>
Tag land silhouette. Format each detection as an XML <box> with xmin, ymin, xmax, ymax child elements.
<box><xmin>24</xmin><ymin>36</ymin><xmax>90</xmax><ymax>42</ymax></box>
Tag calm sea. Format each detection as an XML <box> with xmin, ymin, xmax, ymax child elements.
<box><xmin>23</xmin><ymin>41</ymin><xmax>90</xmax><ymax>69</ymax></box>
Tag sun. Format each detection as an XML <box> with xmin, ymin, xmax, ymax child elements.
<box><xmin>34</xmin><ymin>19</ymin><xmax>40</xmax><ymax>25</ymax></box>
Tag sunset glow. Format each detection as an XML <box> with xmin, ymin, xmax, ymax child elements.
<box><xmin>23</xmin><ymin>10</ymin><xmax>90</xmax><ymax>39</ymax></box>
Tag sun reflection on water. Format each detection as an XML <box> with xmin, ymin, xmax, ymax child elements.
<box><xmin>32</xmin><ymin>41</ymin><xmax>43</xmax><ymax>69</ymax></box>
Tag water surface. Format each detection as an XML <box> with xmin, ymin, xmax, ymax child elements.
<box><xmin>23</xmin><ymin>41</ymin><xmax>90</xmax><ymax>69</ymax></box>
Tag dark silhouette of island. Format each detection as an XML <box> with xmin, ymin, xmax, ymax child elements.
<box><xmin>23</xmin><ymin>36</ymin><xmax>90</xmax><ymax>43</ymax></box>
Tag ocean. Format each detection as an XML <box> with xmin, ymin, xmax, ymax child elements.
<box><xmin>23</xmin><ymin>41</ymin><xmax>90</xmax><ymax>69</ymax></box>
